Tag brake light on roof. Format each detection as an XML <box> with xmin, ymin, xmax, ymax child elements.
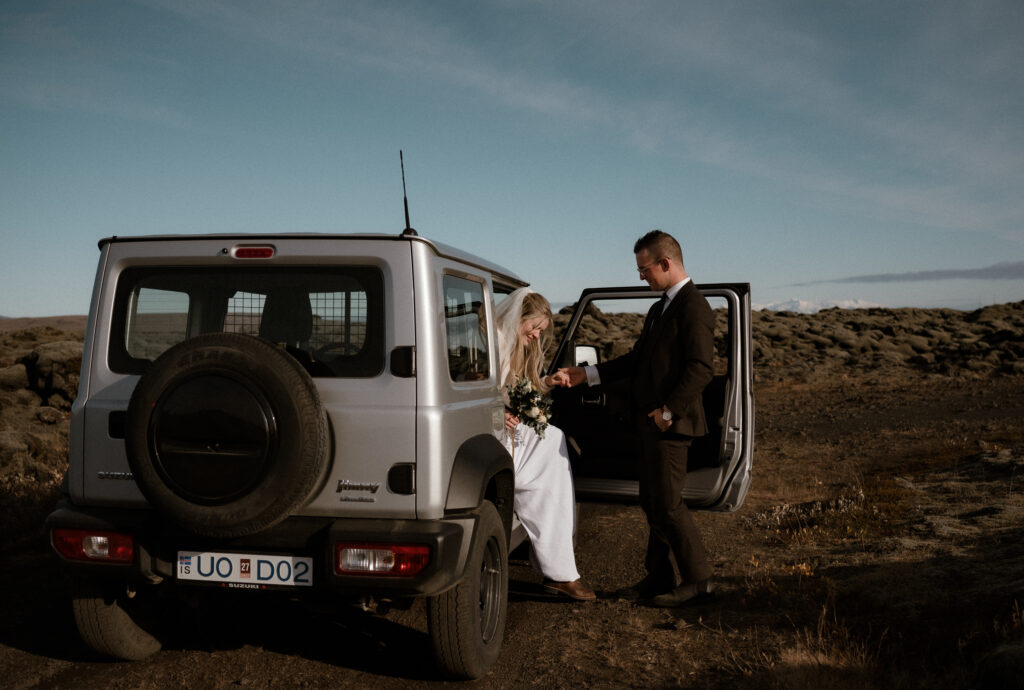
<box><xmin>334</xmin><ymin>542</ymin><xmax>430</xmax><ymax>577</ymax></box>
<box><xmin>52</xmin><ymin>528</ymin><xmax>134</xmax><ymax>563</ymax></box>
<box><xmin>231</xmin><ymin>245</ymin><xmax>275</xmax><ymax>259</ymax></box>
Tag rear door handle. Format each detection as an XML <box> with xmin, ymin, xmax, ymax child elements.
<box><xmin>581</xmin><ymin>392</ymin><xmax>605</xmax><ymax>407</ymax></box>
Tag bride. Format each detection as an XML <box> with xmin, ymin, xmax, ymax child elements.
<box><xmin>494</xmin><ymin>288</ymin><xmax>595</xmax><ymax>601</ymax></box>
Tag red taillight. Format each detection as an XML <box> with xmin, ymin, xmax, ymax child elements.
<box><xmin>334</xmin><ymin>542</ymin><xmax>430</xmax><ymax>577</ymax></box>
<box><xmin>232</xmin><ymin>245</ymin><xmax>275</xmax><ymax>259</ymax></box>
<box><xmin>51</xmin><ymin>529</ymin><xmax>134</xmax><ymax>564</ymax></box>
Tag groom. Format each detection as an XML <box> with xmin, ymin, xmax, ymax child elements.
<box><xmin>565</xmin><ymin>230</ymin><xmax>715</xmax><ymax>607</ymax></box>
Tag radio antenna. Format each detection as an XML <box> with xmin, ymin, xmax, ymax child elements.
<box><xmin>400</xmin><ymin>150</ymin><xmax>417</xmax><ymax>237</ymax></box>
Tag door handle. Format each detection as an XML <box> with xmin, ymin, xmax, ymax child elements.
<box><xmin>581</xmin><ymin>392</ymin><xmax>605</xmax><ymax>407</ymax></box>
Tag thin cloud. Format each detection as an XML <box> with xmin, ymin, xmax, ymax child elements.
<box><xmin>789</xmin><ymin>261</ymin><xmax>1024</xmax><ymax>286</ymax></box>
<box><xmin>0</xmin><ymin>8</ymin><xmax>191</xmax><ymax>129</ymax></box>
<box><xmin>11</xmin><ymin>1</ymin><xmax>1023</xmax><ymax>239</ymax></box>
<box><xmin>133</xmin><ymin>0</ymin><xmax>610</xmax><ymax>124</ymax></box>
<box><xmin>550</xmin><ymin>1</ymin><xmax>1024</xmax><ymax>236</ymax></box>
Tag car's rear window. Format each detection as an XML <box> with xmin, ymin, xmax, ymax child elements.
<box><xmin>111</xmin><ymin>266</ymin><xmax>385</xmax><ymax>377</ymax></box>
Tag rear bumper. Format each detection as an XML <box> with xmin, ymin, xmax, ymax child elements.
<box><xmin>46</xmin><ymin>501</ymin><xmax>475</xmax><ymax>597</ymax></box>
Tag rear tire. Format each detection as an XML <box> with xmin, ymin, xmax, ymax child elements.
<box><xmin>71</xmin><ymin>578</ymin><xmax>162</xmax><ymax>661</ymax></box>
<box><xmin>427</xmin><ymin>500</ymin><xmax>508</xmax><ymax>680</ymax></box>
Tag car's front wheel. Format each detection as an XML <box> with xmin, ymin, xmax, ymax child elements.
<box><xmin>426</xmin><ymin>500</ymin><xmax>508</xmax><ymax>679</ymax></box>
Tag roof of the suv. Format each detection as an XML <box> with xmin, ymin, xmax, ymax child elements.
<box><xmin>98</xmin><ymin>232</ymin><xmax>528</xmax><ymax>289</ymax></box>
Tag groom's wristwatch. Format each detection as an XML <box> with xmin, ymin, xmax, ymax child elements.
<box><xmin>661</xmin><ymin>409</ymin><xmax>673</xmax><ymax>422</ymax></box>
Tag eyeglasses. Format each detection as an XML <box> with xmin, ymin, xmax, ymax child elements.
<box><xmin>637</xmin><ymin>258</ymin><xmax>664</xmax><ymax>277</ymax></box>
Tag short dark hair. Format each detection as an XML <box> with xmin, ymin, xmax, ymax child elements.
<box><xmin>634</xmin><ymin>230</ymin><xmax>683</xmax><ymax>265</ymax></box>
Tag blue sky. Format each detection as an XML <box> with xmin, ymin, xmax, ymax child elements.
<box><xmin>2</xmin><ymin>0</ymin><xmax>1023</xmax><ymax>316</ymax></box>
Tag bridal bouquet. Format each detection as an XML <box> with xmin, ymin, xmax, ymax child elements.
<box><xmin>505</xmin><ymin>377</ymin><xmax>552</xmax><ymax>439</ymax></box>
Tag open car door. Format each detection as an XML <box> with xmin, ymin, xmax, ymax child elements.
<box><xmin>547</xmin><ymin>283</ymin><xmax>753</xmax><ymax>512</ymax></box>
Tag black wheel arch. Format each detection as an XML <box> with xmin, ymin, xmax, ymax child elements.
<box><xmin>444</xmin><ymin>435</ymin><xmax>514</xmax><ymax>541</ymax></box>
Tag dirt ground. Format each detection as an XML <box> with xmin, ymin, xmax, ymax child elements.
<box><xmin>1</xmin><ymin>315</ymin><xmax>1023</xmax><ymax>688</ymax></box>
<box><xmin>1</xmin><ymin>374</ymin><xmax>1021</xmax><ymax>688</ymax></box>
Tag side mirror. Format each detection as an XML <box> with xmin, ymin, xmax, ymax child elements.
<box><xmin>574</xmin><ymin>345</ymin><xmax>599</xmax><ymax>367</ymax></box>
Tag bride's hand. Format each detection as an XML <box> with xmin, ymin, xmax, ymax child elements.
<box><xmin>545</xmin><ymin>370</ymin><xmax>571</xmax><ymax>387</ymax></box>
<box><xmin>504</xmin><ymin>410</ymin><xmax>521</xmax><ymax>430</ymax></box>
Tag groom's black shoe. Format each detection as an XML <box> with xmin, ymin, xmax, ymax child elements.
<box><xmin>615</xmin><ymin>574</ymin><xmax>675</xmax><ymax>601</ymax></box>
<box><xmin>648</xmin><ymin>578</ymin><xmax>714</xmax><ymax>608</ymax></box>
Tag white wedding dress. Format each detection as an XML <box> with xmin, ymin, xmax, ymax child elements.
<box><xmin>496</xmin><ymin>289</ymin><xmax>581</xmax><ymax>583</ymax></box>
<box><xmin>500</xmin><ymin>422</ymin><xmax>580</xmax><ymax>582</ymax></box>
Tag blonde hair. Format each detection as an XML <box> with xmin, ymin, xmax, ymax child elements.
<box><xmin>508</xmin><ymin>292</ymin><xmax>554</xmax><ymax>393</ymax></box>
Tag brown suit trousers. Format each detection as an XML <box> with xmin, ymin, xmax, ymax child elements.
<box><xmin>598</xmin><ymin>282</ymin><xmax>715</xmax><ymax>586</ymax></box>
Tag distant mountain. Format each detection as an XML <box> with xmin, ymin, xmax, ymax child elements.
<box><xmin>753</xmin><ymin>298</ymin><xmax>883</xmax><ymax>314</ymax></box>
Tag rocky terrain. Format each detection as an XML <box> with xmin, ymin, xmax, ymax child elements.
<box><xmin>1</xmin><ymin>303</ymin><xmax>1022</xmax><ymax>688</ymax></box>
<box><xmin>0</xmin><ymin>322</ymin><xmax>84</xmax><ymax>551</ymax></box>
<box><xmin>556</xmin><ymin>299</ymin><xmax>1024</xmax><ymax>382</ymax></box>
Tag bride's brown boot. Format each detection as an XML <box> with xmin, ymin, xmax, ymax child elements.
<box><xmin>543</xmin><ymin>579</ymin><xmax>596</xmax><ymax>601</ymax></box>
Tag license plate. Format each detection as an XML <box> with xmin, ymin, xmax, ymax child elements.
<box><xmin>177</xmin><ymin>550</ymin><xmax>313</xmax><ymax>588</ymax></box>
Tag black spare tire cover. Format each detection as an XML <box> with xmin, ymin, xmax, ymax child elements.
<box><xmin>126</xmin><ymin>333</ymin><xmax>330</xmax><ymax>538</ymax></box>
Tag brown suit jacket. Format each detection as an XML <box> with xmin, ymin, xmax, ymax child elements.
<box><xmin>596</xmin><ymin>281</ymin><xmax>715</xmax><ymax>436</ymax></box>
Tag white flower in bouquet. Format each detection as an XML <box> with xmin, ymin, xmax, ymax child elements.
<box><xmin>505</xmin><ymin>377</ymin><xmax>553</xmax><ymax>438</ymax></box>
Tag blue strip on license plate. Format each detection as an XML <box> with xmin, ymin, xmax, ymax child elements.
<box><xmin>177</xmin><ymin>550</ymin><xmax>313</xmax><ymax>588</ymax></box>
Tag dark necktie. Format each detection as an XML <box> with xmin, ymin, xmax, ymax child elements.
<box><xmin>640</xmin><ymin>294</ymin><xmax>669</xmax><ymax>349</ymax></box>
<box><xmin>651</xmin><ymin>294</ymin><xmax>669</xmax><ymax>326</ymax></box>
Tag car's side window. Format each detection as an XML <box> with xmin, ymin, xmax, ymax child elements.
<box><xmin>443</xmin><ymin>275</ymin><xmax>489</xmax><ymax>382</ymax></box>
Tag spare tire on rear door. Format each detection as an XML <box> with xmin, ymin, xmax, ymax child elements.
<box><xmin>125</xmin><ymin>333</ymin><xmax>330</xmax><ymax>538</ymax></box>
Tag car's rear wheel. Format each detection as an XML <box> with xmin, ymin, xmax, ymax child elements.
<box><xmin>125</xmin><ymin>333</ymin><xmax>330</xmax><ymax>538</ymax></box>
<box><xmin>426</xmin><ymin>500</ymin><xmax>508</xmax><ymax>679</ymax></box>
<box><xmin>71</xmin><ymin>577</ymin><xmax>162</xmax><ymax>661</ymax></box>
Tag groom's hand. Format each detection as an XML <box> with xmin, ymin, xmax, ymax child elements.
<box><xmin>648</xmin><ymin>406</ymin><xmax>672</xmax><ymax>432</ymax></box>
<box><xmin>561</xmin><ymin>366</ymin><xmax>587</xmax><ymax>387</ymax></box>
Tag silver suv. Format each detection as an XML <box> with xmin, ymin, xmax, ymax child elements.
<box><xmin>47</xmin><ymin>231</ymin><xmax>753</xmax><ymax>680</ymax></box>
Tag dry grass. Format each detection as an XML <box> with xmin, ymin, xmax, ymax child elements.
<box><xmin>768</xmin><ymin>608</ymin><xmax>882</xmax><ymax>690</ymax></box>
<box><xmin>744</xmin><ymin>475</ymin><xmax>914</xmax><ymax>549</ymax></box>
